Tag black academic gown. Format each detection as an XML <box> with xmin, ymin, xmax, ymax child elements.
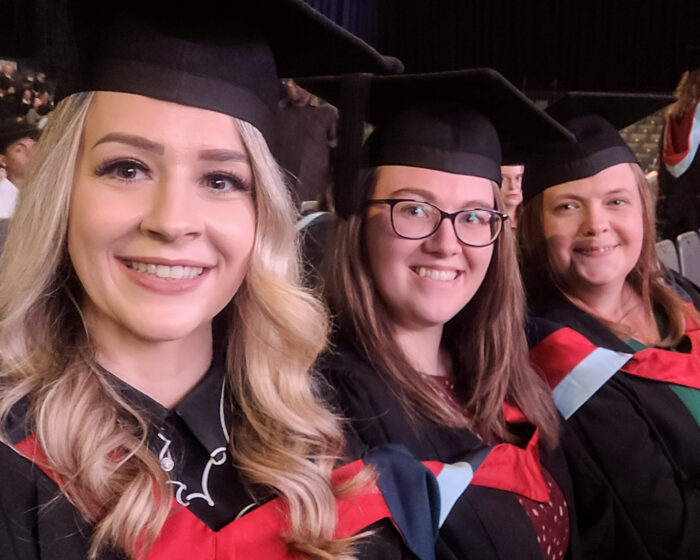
<box><xmin>0</xmin><ymin>360</ymin><xmax>436</xmax><ymax>560</ymax></box>
<box><xmin>527</xmin><ymin>272</ymin><xmax>700</xmax><ymax>560</ymax></box>
<box><xmin>319</xmin><ymin>344</ymin><xmax>581</xmax><ymax>560</ymax></box>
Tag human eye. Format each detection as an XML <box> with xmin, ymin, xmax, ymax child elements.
<box><xmin>94</xmin><ymin>158</ymin><xmax>149</xmax><ymax>182</ymax></box>
<box><xmin>608</xmin><ymin>198</ymin><xmax>628</xmax><ymax>207</ymax></box>
<box><xmin>554</xmin><ymin>201</ymin><xmax>578</xmax><ymax>212</ymax></box>
<box><xmin>460</xmin><ymin>209</ymin><xmax>492</xmax><ymax>226</ymax></box>
<box><xmin>397</xmin><ymin>201</ymin><xmax>434</xmax><ymax>219</ymax></box>
<box><xmin>202</xmin><ymin>172</ymin><xmax>252</xmax><ymax>194</ymax></box>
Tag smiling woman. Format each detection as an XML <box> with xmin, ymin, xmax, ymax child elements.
<box><xmin>68</xmin><ymin>93</ymin><xmax>256</xmax><ymax>398</ymax></box>
<box><xmin>519</xmin><ymin>93</ymin><xmax>700</xmax><ymax>559</ymax></box>
<box><xmin>0</xmin><ymin>3</ymin><xmax>438</xmax><ymax>560</ymax></box>
<box><xmin>302</xmin><ymin>70</ymin><xmax>581</xmax><ymax>559</ymax></box>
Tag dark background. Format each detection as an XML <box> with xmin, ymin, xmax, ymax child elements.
<box><xmin>2</xmin><ymin>0</ymin><xmax>698</xmax><ymax>93</ymax></box>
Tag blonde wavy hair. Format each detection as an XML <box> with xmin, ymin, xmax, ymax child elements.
<box><xmin>323</xmin><ymin>168</ymin><xmax>559</xmax><ymax>448</ymax></box>
<box><xmin>519</xmin><ymin>163</ymin><xmax>700</xmax><ymax>346</ymax></box>
<box><xmin>0</xmin><ymin>93</ymin><xmax>357</xmax><ymax>559</ymax></box>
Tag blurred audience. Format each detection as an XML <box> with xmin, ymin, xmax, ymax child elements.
<box><xmin>0</xmin><ymin>118</ymin><xmax>39</xmax><ymax>217</ymax></box>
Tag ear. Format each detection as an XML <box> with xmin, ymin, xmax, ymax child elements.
<box><xmin>0</xmin><ymin>154</ymin><xmax>6</xmax><ymax>169</ymax></box>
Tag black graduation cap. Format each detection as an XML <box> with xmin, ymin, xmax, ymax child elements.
<box><xmin>54</xmin><ymin>0</ymin><xmax>403</xmax><ymax>143</ymax></box>
<box><xmin>0</xmin><ymin>118</ymin><xmax>40</xmax><ymax>153</ymax></box>
<box><xmin>521</xmin><ymin>91</ymin><xmax>675</xmax><ymax>202</ymax></box>
<box><xmin>300</xmin><ymin>69</ymin><xmax>575</xmax><ymax>217</ymax></box>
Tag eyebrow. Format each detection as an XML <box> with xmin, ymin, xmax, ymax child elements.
<box><xmin>552</xmin><ymin>187</ymin><xmax>633</xmax><ymax>202</ymax></box>
<box><xmin>197</xmin><ymin>149</ymin><xmax>249</xmax><ymax>163</ymax></box>
<box><xmin>93</xmin><ymin>133</ymin><xmax>164</xmax><ymax>155</ymax></box>
<box><xmin>389</xmin><ymin>187</ymin><xmax>494</xmax><ymax>209</ymax></box>
<box><xmin>91</xmin><ymin>134</ymin><xmax>250</xmax><ymax>164</ymax></box>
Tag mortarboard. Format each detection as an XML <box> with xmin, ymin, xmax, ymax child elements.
<box><xmin>53</xmin><ymin>0</ymin><xmax>403</xmax><ymax>143</ymax></box>
<box><xmin>300</xmin><ymin>69</ymin><xmax>574</xmax><ymax>217</ymax></box>
<box><xmin>522</xmin><ymin>91</ymin><xmax>675</xmax><ymax>202</ymax></box>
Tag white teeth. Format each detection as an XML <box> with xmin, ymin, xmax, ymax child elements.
<box><xmin>577</xmin><ymin>246</ymin><xmax>616</xmax><ymax>254</ymax></box>
<box><xmin>414</xmin><ymin>266</ymin><xmax>459</xmax><ymax>281</ymax></box>
<box><xmin>127</xmin><ymin>261</ymin><xmax>204</xmax><ymax>279</ymax></box>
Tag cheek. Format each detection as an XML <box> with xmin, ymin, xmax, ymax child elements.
<box><xmin>213</xmin><ymin>203</ymin><xmax>257</xmax><ymax>267</ymax></box>
<box><xmin>365</xmin><ymin>216</ymin><xmax>410</xmax><ymax>287</ymax></box>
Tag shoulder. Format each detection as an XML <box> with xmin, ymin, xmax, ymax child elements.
<box><xmin>664</xmin><ymin>269</ymin><xmax>700</xmax><ymax>308</ymax></box>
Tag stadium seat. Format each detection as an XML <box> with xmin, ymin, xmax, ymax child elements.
<box><xmin>677</xmin><ymin>231</ymin><xmax>700</xmax><ymax>286</ymax></box>
<box><xmin>656</xmin><ymin>239</ymin><xmax>680</xmax><ymax>272</ymax></box>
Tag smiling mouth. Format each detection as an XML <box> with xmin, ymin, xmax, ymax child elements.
<box><xmin>125</xmin><ymin>260</ymin><xmax>205</xmax><ymax>279</ymax></box>
<box><xmin>411</xmin><ymin>266</ymin><xmax>460</xmax><ymax>281</ymax></box>
<box><xmin>574</xmin><ymin>245</ymin><xmax>619</xmax><ymax>255</ymax></box>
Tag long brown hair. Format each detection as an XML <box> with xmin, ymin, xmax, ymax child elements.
<box><xmin>323</xmin><ymin>168</ymin><xmax>559</xmax><ymax>448</ymax></box>
<box><xmin>668</xmin><ymin>68</ymin><xmax>700</xmax><ymax>119</ymax></box>
<box><xmin>519</xmin><ymin>163</ymin><xmax>698</xmax><ymax>346</ymax></box>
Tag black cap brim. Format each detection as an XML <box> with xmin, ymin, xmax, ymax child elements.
<box><xmin>521</xmin><ymin>91</ymin><xmax>674</xmax><ymax>202</ymax></box>
<box><xmin>52</xmin><ymin>0</ymin><xmax>403</xmax><ymax>143</ymax></box>
<box><xmin>301</xmin><ymin>69</ymin><xmax>575</xmax><ymax>216</ymax></box>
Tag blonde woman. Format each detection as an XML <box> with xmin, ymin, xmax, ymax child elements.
<box><xmin>302</xmin><ymin>70</ymin><xmax>581</xmax><ymax>560</ymax></box>
<box><xmin>0</xmin><ymin>4</ymin><xmax>440</xmax><ymax>560</ymax></box>
<box><xmin>520</xmin><ymin>93</ymin><xmax>700</xmax><ymax>559</ymax></box>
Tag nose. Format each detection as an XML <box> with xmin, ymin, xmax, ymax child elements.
<box><xmin>581</xmin><ymin>203</ymin><xmax>609</xmax><ymax>236</ymax></box>
<box><xmin>140</xmin><ymin>175</ymin><xmax>202</xmax><ymax>242</ymax></box>
<box><xmin>423</xmin><ymin>216</ymin><xmax>461</xmax><ymax>256</ymax></box>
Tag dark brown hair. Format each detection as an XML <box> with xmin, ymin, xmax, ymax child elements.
<box><xmin>323</xmin><ymin>168</ymin><xmax>559</xmax><ymax>448</ymax></box>
<box><xmin>668</xmin><ymin>68</ymin><xmax>700</xmax><ymax>120</ymax></box>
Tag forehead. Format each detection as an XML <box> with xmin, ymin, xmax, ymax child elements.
<box><xmin>501</xmin><ymin>165</ymin><xmax>524</xmax><ymax>176</ymax></box>
<box><xmin>83</xmin><ymin>92</ymin><xmax>245</xmax><ymax>151</ymax></box>
<box><xmin>543</xmin><ymin>163</ymin><xmax>639</xmax><ymax>200</ymax></box>
<box><xmin>373</xmin><ymin>164</ymin><xmax>494</xmax><ymax>204</ymax></box>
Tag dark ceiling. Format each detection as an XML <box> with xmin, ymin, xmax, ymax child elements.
<box><xmin>2</xmin><ymin>0</ymin><xmax>698</xmax><ymax>94</ymax></box>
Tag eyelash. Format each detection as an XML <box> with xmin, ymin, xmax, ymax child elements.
<box><xmin>202</xmin><ymin>171</ymin><xmax>252</xmax><ymax>194</ymax></box>
<box><xmin>94</xmin><ymin>158</ymin><xmax>149</xmax><ymax>181</ymax></box>
<box><xmin>94</xmin><ymin>159</ymin><xmax>252</xmax><ymax>193</ymax></box>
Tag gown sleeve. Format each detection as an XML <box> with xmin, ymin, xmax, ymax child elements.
<box><xmin>561</xmin><ymin>373</ymin><xmax>700</xmax><ymax>560</ymax></box>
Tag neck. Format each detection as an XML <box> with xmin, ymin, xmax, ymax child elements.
<box><xmin>6</xmin><ymin>173</ymin><xmax>21</xmax><ymax>188</ymax></box>
<box><xmin>573</xmin><ymin>281</ymin><xmax>659</xmax><ymax>344</ymax></box>
<box><xmin>88</xmin><ymin>318</ymin><xmax>213</xmax><ymax>409</ymax></box>
<box><xmin>573</xmin><ymin>279</ymin><xmax>629</xmax><ymax>321</ymax></box>
<box><xmin>393</xmin><ymin>323</ymin><xmax>450</xmax><ymax>377</ymax></box>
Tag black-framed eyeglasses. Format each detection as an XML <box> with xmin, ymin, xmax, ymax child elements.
<box><xmin>367</xmin><ymin>198</ymin><xmax>509</xmax><ymax>247</ymax></box>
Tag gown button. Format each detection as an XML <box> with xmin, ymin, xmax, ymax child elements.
<box><xmin>160</xmin><ymin>457</ymin><xmax>175</xmax><ymax>472</ymax></box>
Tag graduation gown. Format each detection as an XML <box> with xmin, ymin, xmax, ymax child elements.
<box><xmin>527</xmin><ymin>273</ymin><xmax>700</xmax><ymax>560</ymax></box>
<box><xmin>0</xmin><ymin>359</ymin><xmax>445</xmax><ymax>560</ymax></box>
<box><xmin>319</xmin><ymin>344</ymin><xmax>581</xmax><ymax>560</ymax></box>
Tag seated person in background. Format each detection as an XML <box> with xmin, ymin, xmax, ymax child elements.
<box><xmin>0</xmin><ymin>118</ymin><xmax>38</xmax><ymax>218</ymax></box>
<box><xmin>500</xmin><ymin>160</ymin><xmax>524</xmax><ymax>227</ymax></box>
<box><xmin>305</xmin><ymin>69</ymin><xmax>581</xmax><ymax>559</ymax></box>
<box><xmin>520</xmin><ymin>92</ymin><xmax>700</xmax><ymax>560</ymax></box>
<box><xmin>272</xmin><ymin>79</ymin><xmax>338</xmax><ymax>207</ymax></box>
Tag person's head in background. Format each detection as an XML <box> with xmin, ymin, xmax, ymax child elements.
<box><xmin>283</xmin><ymin>78</ymin><xmax>314</xmax><ymax>106</ymax></box>
<box><xmin>500</xmin><ymin>163</ymin><xmax>524</xmax><ymax>226</ymax></box>
<box><xmin>0</xmin><ymin>119</ymin><xmax>38</xmax><ymax>187</ymax></box>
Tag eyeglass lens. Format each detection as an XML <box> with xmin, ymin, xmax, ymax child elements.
<box><xmin>391</xmin><ymin>200</ymin><xmax>502</xmax><ymax>246</ymax></box>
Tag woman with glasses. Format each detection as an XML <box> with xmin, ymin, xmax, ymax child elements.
<box><xmin>520</xmin><ymin>93</ymin><xmax>700</xmax><ymax>560</ymax></box>
<box><xmin>303</xmin><ymin>70</ymin><xmax>581</xmax><ymax>559</ymax></box>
